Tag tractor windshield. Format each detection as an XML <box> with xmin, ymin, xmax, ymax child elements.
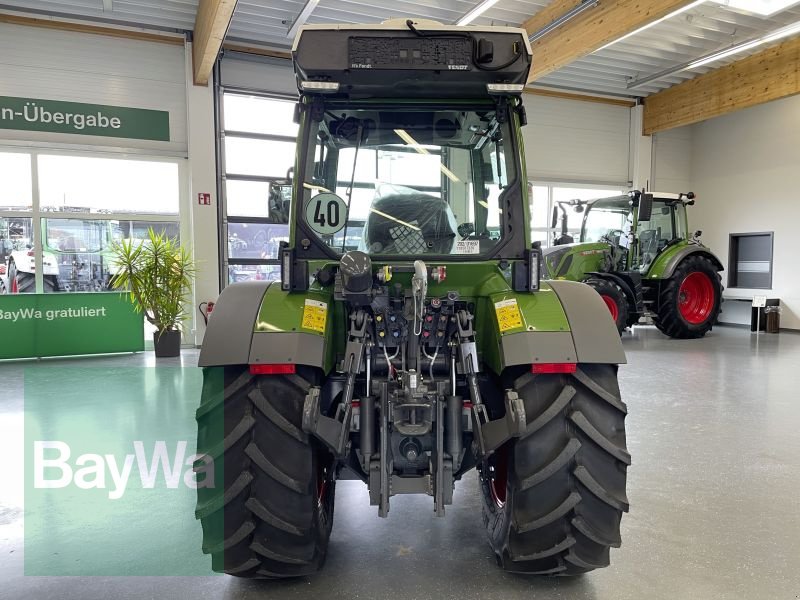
<box><xmin>582</xmin><ymin>197</ymin><xmax>631</xmax><ymax>245</ymax></box>
<box><xmin>300</xmin><ymin>105</ymin><xmax>515</xmax><ymax>257</ymax></box>
<box><xmin>637</xmin><ymin>200</ymin><xmax>688</xmax><ymax>267</ymax></box>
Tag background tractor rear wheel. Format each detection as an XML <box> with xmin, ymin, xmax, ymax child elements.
<box><xmin>586</xmin><ymin>278</ymin><xmax>628</xmax><ymax>335</ymax></box>
<box><xmin>195</xmin><ymin>367</ymin><xmax>335</xmax><ymax>578</ymax></box>
<box><xmin>8</xmin><ymin>260</ymin><xmax>34</xmax><ymax>293</ymax></box>
<box><xmin>655</xmin><ymin>255</ymin><xmax>722</xmax><ymax>339</ymax></box>
<box><xmin>480</xmin><ymin>364</ymin><xmax>629</xmax><ymax>575</ymax></box>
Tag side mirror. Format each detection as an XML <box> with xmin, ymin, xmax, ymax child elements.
<box><xmin>638</xmin><ymin>193</ymin><xmax>653</xmax><ymax>222</ymax></box>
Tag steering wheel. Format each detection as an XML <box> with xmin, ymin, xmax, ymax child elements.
<box><xmin>600</xmin><ymin>229</ymin><xmax>626</xmax><ymax>245</ymax></box>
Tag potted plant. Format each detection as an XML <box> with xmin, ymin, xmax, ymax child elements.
<box><xmin>110</xmin><ymin>228</ymin><xmax>195</xmax><ymax>358</ymax></box>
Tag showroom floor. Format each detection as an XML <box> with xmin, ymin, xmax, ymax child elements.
<box><xmin>2</xmin><ymin>325</ymin><xmax>799</xmax><ymax>599</ymax></box>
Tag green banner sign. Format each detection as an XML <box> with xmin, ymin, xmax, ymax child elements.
<box><xmin>0</xmin><ymin>292</ymin><xmax>144</xmax><ymax>359</ymax></box>
<box><xmin>0</xmin><ymin>96</ymin><xmax>170</xmax><ymax>141</ymax></box>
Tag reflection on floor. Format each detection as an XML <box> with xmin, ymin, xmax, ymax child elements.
<box><xmin>1</xmin><ymin>326</ymin><xmax>799</xmax><ymax>599</ymax></box>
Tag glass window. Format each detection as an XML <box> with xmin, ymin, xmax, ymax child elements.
<box><xmin>530</xmin><ymin>184</ymin><xmax>550</xmax><ymax>229</ymax></box>
<box><xmin>228</xmin><ymin>264</ymin><xmax>282</xmax><ymax>285</ymax></box>
<box><xmin>38</xmin><ymin>155</ymin><xmax>179</xmax><ymax>214</ymax></box>
<box><xmin>39</xmin><ymin>218</ymin><xmax>179</xmax><ymax>293</ymax></box>
<box><xmin>227</xmin><ymin>222</ymin><xmax>289</xmax><ymax>260</ymax></box>
<box><xmin>304</xmin><ymin>106</ymin><xmax>514</xmax><ymax>257</ymax></box>
<box><xmin>582</xmin><ymin>196</ymin><xmax>632</xmax><ymax>247</ymax></box>
<box><xmin>0</xmin><ymin>153</ymin><xmax>32</xmax><ymax>211</ymax></box>
<box><xmin>552</xmin><ymin>186</ymin><xmax>625</xmax><ymax>240</ymax></box>
<box><xmin>226</xmin><ymin>180</ymin><xmax>292</xmax><ymax>220</ymax></box>
<box><xmin>223</xmin><ymin>95</ymin><xmax>299</xmax><ymax>138</ymax></box>
<box><xmin>0</xmin><ymin>216</ymin><xmax>34</xmax><ymax>294</ymax></box>
<box><xmin>224</xmin><ymin>137</ymin><xmax>296</xmax><ymax>178</ymax></box>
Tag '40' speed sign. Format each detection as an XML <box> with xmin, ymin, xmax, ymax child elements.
<box><xmin>305</xmin><ymin>192</ymin><xmax>348</xmax><ymax>236</ymax></box>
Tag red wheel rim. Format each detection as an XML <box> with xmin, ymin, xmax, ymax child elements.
<box><xmin>489</xmin><ymin>444</ymin><xmax>509</xmax><ymax>508</ymax></box>
<box><xmin>601</xmin><ymin>294</ymin><xmax>619</xmax><ymax>322</ymax></box>
<box><xmin>678</xmin><ymin>271</ymin><xmax>715</xmax><ymax>324</ymax></box>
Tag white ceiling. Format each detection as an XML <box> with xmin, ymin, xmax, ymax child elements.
<box><xmin>2</xmin><ymin>0</ymin><xmax>800</xmax><ymax>97</ymax></box>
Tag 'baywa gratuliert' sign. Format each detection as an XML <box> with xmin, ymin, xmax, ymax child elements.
<box><xmin>0</xmin><ymin>96</ymin><xmax>170</xmax><ymax>141</ymax></box>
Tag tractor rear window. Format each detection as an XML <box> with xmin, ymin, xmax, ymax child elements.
<box><xmin>301</xmin><ymin>107</ymin><xmax>515</xmax><ymax>257</ymax></box>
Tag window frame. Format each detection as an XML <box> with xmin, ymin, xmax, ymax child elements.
<box><xmin>218</xmin><ymin>89</ymin><xmax>298</xmax><ymax>288</ymax></box>
<box><xmin>728</xmin><ymin>231</ymin><xmax>774</xmax><ymax>290</ymax></box>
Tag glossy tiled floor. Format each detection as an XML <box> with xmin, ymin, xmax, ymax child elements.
<box><xmin>1</xmin><ymin>326</ymin><xmax>799</xmax><ymax>599</ymax></box>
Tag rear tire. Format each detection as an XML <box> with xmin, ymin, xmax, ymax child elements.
<box><xmin>195</xmin><ymin>367</ymin><xmax>335</xmax><ymax>578</ymax></box>
<box><xmin>8</xmin><ymin>260</ymin><xmax>34</xmax><ymax>293</ymax></box>
<box><xmin>480</xmin><ymin>364</ymin><xmax>629</xmax><ymax>575</ymax></box>
<box><xmin>43</xmin><ymin>275</ymin><xmax>59</xmax><ymax>292</ymax></box>
<box><xmin>654</xmin><ymin>255</ymin><xmax>722</xmax><ymax>339</ymax></box>
<box><xmin>585</xmin><ymin>278</ymin><xmax>628</xmax><ymax>335</ymax></box>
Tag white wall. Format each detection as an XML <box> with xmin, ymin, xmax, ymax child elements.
<box><xmin>688</xmin><ymin>94</ymin><xmax>800</xmax><ymax>330</ymax></box>
<box><xmin>651</xmin><ymin>127</ymin><xmax>693</xmax><ymax>193</ymax></box>
<box><xmin>522</xmin><ymin>95</ymin><xmax>631</xmax><ymax>185</ymax></box>
<box><xmin>185</xmin><ymin>43</ymin><xmax>220</xmax><ymax>346</ymax></box>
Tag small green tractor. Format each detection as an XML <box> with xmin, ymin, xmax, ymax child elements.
<box><xmin>544</xmin><ymin>192</ymin><xmax>723</xmax><ymax>338</ymax></box>
<box><xmin>196</xmin><ymin>18</ymin><xmax>630</xmax><ymax>578</ymax></box>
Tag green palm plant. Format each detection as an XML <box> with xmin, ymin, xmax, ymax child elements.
<box><xmin>109</xmin><ymin>228</ymin><xmax>195</xmax><ymax>334</ymax></box>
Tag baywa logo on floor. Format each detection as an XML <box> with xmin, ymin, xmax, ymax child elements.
<box><xmin>33</xmin><ymin>440</ymin><xmax>214</xmax><ymax>500</ymax></box>
<box><xmin>23</xmin><ymin>367</ymin><xmax>224</xmax><ymax>576</ymax></box>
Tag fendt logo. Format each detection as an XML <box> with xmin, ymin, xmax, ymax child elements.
<box><xmin>33</xmin><ymin>441</ymin><xmax>214</xmax><ymax>500</ymax></box>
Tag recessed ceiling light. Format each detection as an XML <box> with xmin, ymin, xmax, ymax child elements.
<box><xmin>711</xmin><ymin>0</ymin><xmax>800</xmax><ymax>17</ymax></box>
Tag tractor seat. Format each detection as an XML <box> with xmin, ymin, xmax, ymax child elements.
<box><xmin>363</xmin><ymin>190</ymin><xmax>457</xmax><ymax>255</ymax></box>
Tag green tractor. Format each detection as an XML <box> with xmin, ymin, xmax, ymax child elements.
<box><xmin>544</xmin><ymin>191</ymin><xmax>724</xmax><ymax>338</ymax></box>
<box><xmin>196</xmin><ymin>18</ymin><xmax>630</xmax><ymax>578</ymax></box>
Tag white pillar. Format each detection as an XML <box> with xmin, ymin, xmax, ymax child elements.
<box><xmin>185</xmin><ymin>42</ymin><xmax>220</xmax><ymax>346</ymax></box>
<box><xmin>629</xmin><ymin>105</ymin><xmax>653</xmax><ymax>191</ymax></box>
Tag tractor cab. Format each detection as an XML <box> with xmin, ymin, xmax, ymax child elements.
<box><xmin>579</xmin><ymin>191</ymin><xmax>693</xmax><ymax>272</ymax></box>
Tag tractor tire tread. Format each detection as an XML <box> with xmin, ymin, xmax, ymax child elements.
<box><xmin>481</xmin><ymin>364</ymin><xmax>628</xmax><ymax>576</ymax></box>
<box><xmin>654</xmin><ymin>254</ymin><xmax>723</xmax><ymax>339</ymax></box>
<box><xmin>195</xmin><ymin>368</ymin><xmax>334</xmax><ymax>579</ymax></box>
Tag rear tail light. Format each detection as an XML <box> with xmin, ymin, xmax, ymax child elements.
<box><xmin>532</xmin><ymin>363</ymin><xmax>577</xmax><ymax>374</ymax></box>
<box><xmin>27</xmin><ymin>250</ymin><xmax>35</xmax><ymax>257</ymax></box>
<box><xmin>250</xmin><ymin>363</ymin><xmax>296</xmax><ymax>375</ymax></box>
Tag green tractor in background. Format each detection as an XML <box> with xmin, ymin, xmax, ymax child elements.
<box><xmin>196</xmin><ymin>19</ymin><xmax>631</xmax><ymax>578</ymax></box>
<box><xmin>544</xmin><ymin>191</ymin><xmax>723</xmax><ymax>338</ymax></box>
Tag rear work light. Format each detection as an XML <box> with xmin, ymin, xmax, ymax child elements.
<box><xmin>250</xmin><ymin>364</ymin><xmax>296</xmax><ymax>375</ymax></box>
<box><xmin>487</xmin><ymin>83</ymin><xmax>525</xmax><ymax>94</ymax></box>
<box><xmin>300</xmin><ymin>81</ymin><xmax>340</xmax><ymax>93</ymax></box>
<box><xmin>532</xmin><ymin>363</ymin><xmax>577</xmax><ymax>374</ymax></box>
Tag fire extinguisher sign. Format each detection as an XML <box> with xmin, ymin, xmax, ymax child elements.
<box><xmin>198</xmin><ymin>193</ymin><xmax>211</xmax><ymax>206</ymax></box>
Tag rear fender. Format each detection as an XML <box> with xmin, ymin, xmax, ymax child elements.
<box><xmin>198</xmin><ymin>282</ymin><xmax>335</xmax><ymax>371</ymax></box>
<box><xmin>484</xmin><ymin>280</ymin><xmax>626</xmax><ymax>374</ymax></box>
<box><xmin>646</xmin><ymin>242</ymin><xmax>723</xmax><ymax>280</ymax></box>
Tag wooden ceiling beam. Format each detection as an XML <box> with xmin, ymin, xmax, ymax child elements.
<box><xmin>0</xmin><ymin>13</ymin><xmax>184</xmax><ymax>45</ymax></box>
<box><xmin>643</xmin><ymin>36</ymin><xmax>800</xmax><ymax>134</ymax></box>
<box><xmin>193</xmin><ymin>0</ymin><xmax>238</xmax><ymax>85</ymax></box>
<box><xmin>523</xmin><ymin>0</ymin><xmax>698</xmax><ymax>83</ymax></box>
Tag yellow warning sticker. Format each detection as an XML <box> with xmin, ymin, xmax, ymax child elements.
<box><xmin>494</xmin><ymin>298</ymin><xmax>523</xmax><ymax>332</ymax></box>
<box><xmin>301</xmin><ymin>299</ymin><xmax>328</xmax><ymax>334</ymax></box>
